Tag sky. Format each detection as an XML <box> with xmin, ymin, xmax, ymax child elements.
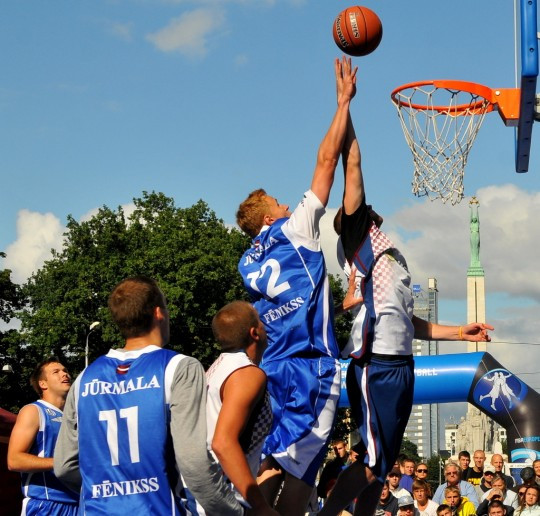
<box><xmin>1</xmin><ymin>0</ymin><xmax>540</xmax><ymax>438</ymax></box>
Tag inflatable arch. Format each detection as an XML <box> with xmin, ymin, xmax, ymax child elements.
<box><xmin>339</xmin><ymin>352</ymin><xmax>540</xmax><ymax>463</ymax></box>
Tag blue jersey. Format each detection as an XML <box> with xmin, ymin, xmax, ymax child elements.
<box><xmin>75</xmin><ymin>346</ymin><xmax>193</xmax><ymax>514</ymax></box>
<box><xmin>21</xmin><ymin>401</ymin><xmax>78</xmax><ymax>505</ymax></box>
<box><xmin>238</xmin><ymin>191</ymin><xmax>338</xmax><ymax>362</ymax></box>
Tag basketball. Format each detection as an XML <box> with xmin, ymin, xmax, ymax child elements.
<box><xmin>332</xmin><ymin>6</ymin><xmax>383</xmax><ymax>57</ymax></box>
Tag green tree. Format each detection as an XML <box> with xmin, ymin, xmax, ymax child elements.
<box><xmin>11</xmin><ymin>193</ymin><xmax>249</xmax><ymax>411</ymax></box>
<box><xmin>0</xmin><ymin>252</ymin><xmax>34</xmax><ymax>412</ymax></box>
<box><xmin>400</xmin><ymin>438</ymin><xmax>421</xmax><ymax>464</ymax></box>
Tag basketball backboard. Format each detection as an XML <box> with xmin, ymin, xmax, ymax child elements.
<box><xmin>516</xmin><ymin>0</ymin><xmax>539</xmax><ymax>172</ymax></box>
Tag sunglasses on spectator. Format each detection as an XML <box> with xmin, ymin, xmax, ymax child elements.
<box><xmin>484</xmin><ymin>472</ymin><xmax>494</xmax><ymax>476</ymax></box>
<box><xmin>417</xmin><ymin>469</ymin><xmax>428</xmax><ymax>473</ymax></box>
<box><xmin>446</xmin><ymin>471</ymin><xmax>459</xmax><ymax>475</ymax></box>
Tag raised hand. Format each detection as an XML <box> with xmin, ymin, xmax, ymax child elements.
<box><xmin>335</xmin><ymin>55</ymin><xmax>357</xmax><ymax>103</ymax></box>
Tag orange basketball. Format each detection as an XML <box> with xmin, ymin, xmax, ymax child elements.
<box><xmin>333</xmin><ymin>6</ymin><xmax>383</xmax><ymax>57</ymax></box>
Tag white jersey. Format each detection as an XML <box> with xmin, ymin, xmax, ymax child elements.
<box><xmin>206</xmin><ymin>352</ymin><xmax>272</xmax><ymax>492</ymax></box>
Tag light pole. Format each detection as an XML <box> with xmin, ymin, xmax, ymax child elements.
<box><xmin>85</xmin><ymin>321</ymin><xmax>100</xmax><ymax>368</ymax></box>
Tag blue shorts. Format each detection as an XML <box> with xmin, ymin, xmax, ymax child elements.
<box><xmin>348</xmin><ymin>354</ymin><xmax>414</xmax><ymax>483</ymax></box>
<box><xmin>22</xmin><ymin>498</ymin><xmax>78</xmax><ymax>516</ymax></box>
<box><xmin>262</xmin><ymin>356</ymin><xmax>341</xmax><ymax>486</ymax></box>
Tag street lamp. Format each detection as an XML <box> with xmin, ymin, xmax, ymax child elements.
<box><xmin>85</xmin><ymin>321</ymin><xmax>101</xmax><ymax>368</ymax></box>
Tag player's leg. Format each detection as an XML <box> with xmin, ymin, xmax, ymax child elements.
<box><xmin>274</xmin><ymin>472</ymin><xmax>315</xmax><ymax>516</ymax></box>
<box><xmin>352</xmin><ymin>479</ymin><xmax>383</xmax><ymax>516</ymax></box>
<box><xmin>318</xmin><ymin>460</ymin><xmax>379</xmax><ymax>515</ymax></box>
<box><xmin>257</xmin><ymin>455</ymin><xmax>284</xmax><ymax>506</ymax></box>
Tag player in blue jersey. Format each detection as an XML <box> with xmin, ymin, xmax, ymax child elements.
<box><xmin>317</xmin><ymin>66</ymin><xmax>494</xmax><ymax>516</ymax></box>
<box><xmin>236</xmin><ymin>57</ymin><xmax>359</xmax><ymax>515</ymax></box>
<box><xmin>8</xmin><ymin>358</ymin><xmax>79</xmax><ymax>515</ymax></box>
<box><xmin>54</xmin><ymin>276</ymin><xmax>242</xmax><ymax>515</ymax></box>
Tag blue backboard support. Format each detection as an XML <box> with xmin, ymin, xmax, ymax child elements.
<box><xmin>516</xmin><ymin>0</ymin><xmax>539</xmax><ymax>172</ymax></box>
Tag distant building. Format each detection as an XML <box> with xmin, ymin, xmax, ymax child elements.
<box><xmin>445</xmin><ymin>421</ymin><xmax>459</xmax><ymax>456</ymax></box>
<box><xmin>403</xmin><ymin>278</ymin><xmax>440</xmax><ymax>458</ymax></box>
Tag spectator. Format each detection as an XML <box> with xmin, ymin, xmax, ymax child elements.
<box><xmin>390</xmin><ymin>468</ymin><xmax>413</xmax><ymax>499</ymax></box>
<box><xmin>481</xmin><ymin>474</ymin><xmax>519</xmax><ymax>509</ymax></box>
<box><xmin>433</xmin><ymin>462</ymin><xmax>479</xmax><ymax>508</ymax></box>
<box><xmin>413</xmin><ymin>479</ymin><xmax>439</xmax><ymax>516</ymax></box>
<box><xmin>489</xmin><ymin>500</ymin><xmax>511</xmax><ymax>516</ymax></box>
<box><xmin>415</xmin><ymin>463</ymin><xmax>429</xmax><ymax>483</ymax></box>
<box><xmin>398</xmin><ymin>494</ymin><xmax>420</xmax><ymax>516</ymax></box>
<box><xmin>437</xmin><ymin>504</ymin><xmax>451</xmax><ymax>516</ymax></box>
<box><xmin>515</xmin><ymin>485</ymin><xmax>540</xmax><ymax>516</ymax></box>
<box><xmin>376</xmin><ymin>480</ymin><xmax>399</xmax><ymax>516</ymax></box>
<box><xmin>401</xmin><ymin>459</ymin><xmax>416</xmax><ymax>493</ymax></box>
<box><xmin>443</xmin><ymin>485</ymin><xmax>476</xmax><ymax>516</ymax></box>
<box><xmin>533</xmin><ymin>460</ymin><xmax>540</xmax><ymax>487</ymax></box>
<box><xmin>477</xmin><ymin>465</ymin><xmax>498</xmax><ymax>498</ymax></box>
<box><xmin>467</xmin><ymin>450</ymin><xmax>487</xmax><ymax>487</ymax></box>
<box><xmin>458</xmin><ymin>451</ymin><xmax>472</xmax><ymax>482</ymax></box>
<box><xmin>492</xmin><ymin>454</ymin><xmax>516</xmax><ymax>488</ymax></box>
<box><xmin>520</xmin><ymin>468</ymin><xmax>537</xmax><ymax>488</ymax></box>
<box><xmin>317</xmin><ymin>440</ymin><xmax>351</xmax><ymax>499</ymax></box>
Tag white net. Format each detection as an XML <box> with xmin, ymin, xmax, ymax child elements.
<box><xmin>392</xmin><ymin>83</ymin><xmax>491</xmax><ymax>205</ymax></box>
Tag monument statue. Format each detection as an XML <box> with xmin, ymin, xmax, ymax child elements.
<box><xmin>470</xmin><ymin>196</ymin><xmax>481</xmax><ymax>268</ymax></box>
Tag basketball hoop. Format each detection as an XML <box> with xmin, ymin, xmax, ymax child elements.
<box><xmin>391</xmin><ymin>80</ymin><xmax>519</xmax><ymax>205</ymax></box>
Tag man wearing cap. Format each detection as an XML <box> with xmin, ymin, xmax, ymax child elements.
<box><xmin>520</xmin><ymin>467</ymin><xmax>537</xmax><ymax>488</ymax></box>
<box><xmin>389</xmin><ymin>468</ymin><xmax>412</xmax><ymax>499</ymax></box>
<box><xmin>398</xmin><ymin>494</ymin><xmax>420</xmax><ymax>516</ymax></box>
<box><xmin>433</xmin><ymin>462</ymin><xmax>479</xmax><ymax>508</ymax></box>
<box><xmin>476</xmin><ymin>464</ymin><xmax>497</xmax><ymax>499</ymax></box>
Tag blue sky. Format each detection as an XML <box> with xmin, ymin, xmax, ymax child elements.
<box><xmin>2</xmin><ymin>1</ymin><xmax>540</xmax><ymax>433</ymax></box>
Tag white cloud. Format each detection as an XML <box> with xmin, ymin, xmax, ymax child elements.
<box><xmin>3</xmin><ymin>203</ymin><xmax>138</xmax><ymax>285</ymax></box>
<box><xmin>146</xmin><ymin>8</ymin><xmax>225</xmax><ymax>58</ymax></box>
<box><xmin>4</xmin><ymin>210</ymin><xmax>65</xmax><ymax>284</ymax></box>
<box><xmin>383</xmin><ymin>184</ymin><xmax>540</xmax><ymax>302</ymax></box>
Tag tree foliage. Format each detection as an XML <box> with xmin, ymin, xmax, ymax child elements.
<box><xmin>10</xmin><ymin>192</ymin><xmax>249</xmax><ymax>411</ymax></box>
<box><xmin>0</xmin><ymin>252</ymin><xmax>31</xmax><ymax>412</ymax></box>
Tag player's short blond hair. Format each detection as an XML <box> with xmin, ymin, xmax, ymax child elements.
<box><xmin>236</xmin><ymin>189</ymin><xmax>270</xmax><ymax>238</ymax></box>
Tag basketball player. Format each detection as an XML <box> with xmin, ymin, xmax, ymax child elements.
<box><xmin>7</xmin><ymin>358</ymin><xmax>79</xmax><ymax>515</ymax></box>
<box><xmin>318</xmin><ymin>62</ymin><xmax>494</xmax><ymax>516</ymax></box>
<box><xmin>206</xmin><ymin>301</ymin><xmax>278</xmax><ymax>515</ymax></box>
<box><xmin>54</xmin><ymin>276</ymin><xmax>242</xmax><ymax>515</ymax></box>
<box><xmin>236</xmin><ymin>56</ymin><xmax>359</xmax><ymax>515</ymax></box>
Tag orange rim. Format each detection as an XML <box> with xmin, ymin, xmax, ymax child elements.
<box><xmin>391</xmin><ymin>80</ymin><xmax>497</xmax><ymax>114</ymax></box>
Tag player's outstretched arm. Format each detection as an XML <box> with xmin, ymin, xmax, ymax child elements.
<box><xmin>311</xmin><ymin>56</ymin><xmax>357</xmax><ymax>207</ymax></box>
<box><xmin>170</xmin><ymin>358</ymin><xmax>243</xmax><ymax>515</ymax></box>
<box><xmin>335</xmin><ymin>58</ymin><xmax>365</xmax><ymax>215</ymax></box>
<box><xmin>211</xmin><ymin>366</ymin><xmax>279</xmax><ymax>516</ymax></box>
<box><xmin>7</xmin><ymin>404</ymin><xmax>54</xmax><ymax>473</ymax></box>
<box><xmin>412</xmin><ymin>315</ymin><xmax>494</xmax><ymax>342</ymax></box>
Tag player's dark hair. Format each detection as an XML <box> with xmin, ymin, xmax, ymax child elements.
<box><xmin>30</xmin><ymin>357</ymin><xmax>63</xmax><ymax>396</ymax></box>
<box><xmin>108</xmin><ymin>276</ymin><xmax>166</xmax><ymax>339</ymax></box>
<box><xmin>458</xmin><ymin>450</ymin><xmax>471</xmax><ymax>459</ymax></box>
<box><xmin>333</xmin><ymin>207</ymin><xmax>343</xmax><ymax>235</ymax></box>
<box><xmin>236</xmin><ymin>188</ymin><xmax>270</xmax><ymax>238</ymax></box>
<box><xmin>212</xmin><ymin>301</ymin><xmax>260</xmax><ymax>352</ymax></box>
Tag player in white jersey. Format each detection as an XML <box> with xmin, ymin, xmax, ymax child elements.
<box><xmin>206</xmin><ymin>301</ymin><xmax>277</xmax><ymax>515</ymax></box>
<box><xmin>318</xmin><ymin>64</ymin><xmax>494</xmax><ymax>516</ymax></box>
<box><xmin>8</xmin><ymin>358</ymin><xmax>78</xmax><ymax>516</ymax></box>
<box><xmin>236</xmin><ymin>57</ymin><xmax>359</xmax><ymax>515</ymax></box>
<box><xmin>54</xmin><ymin>276</ymin><xmax>242</xmax><ymax>515</ymax></box>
